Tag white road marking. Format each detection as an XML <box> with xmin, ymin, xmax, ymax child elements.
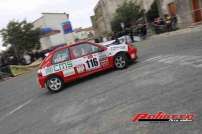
<box><xmin>145</xmin><ymin>55</ymin><xmax>202</xmax><ymax>68</ymax></box>
<box><xmin>0</xmin><ymin>99</ymin><xmax>32</xmax><ymax>121</ymax></box>
<box><xmin>144</xmin><ymin>55</ymin><xmax>163</xmax><ymax>62</ymax></box>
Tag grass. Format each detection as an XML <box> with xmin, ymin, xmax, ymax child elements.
<box><xmin>10</xmin><ymin>59</ymin><xmax>42</xmax><ymax>76</ymax></box>
<box><xmin>10</xmin><ymin>65</ymin><xmax>31</xmax><ymax>76</ymax></box>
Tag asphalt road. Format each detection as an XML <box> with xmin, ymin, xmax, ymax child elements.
<box><xmin>0</xmin><ymin>31</ymin><xmax>202</xmax><ymax>134</ymax></box>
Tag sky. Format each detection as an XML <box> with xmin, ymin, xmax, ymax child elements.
<box><xmin>0</xmin><ymin>0</ymin><xmax>99</xmax><ymax>51</ymax></box>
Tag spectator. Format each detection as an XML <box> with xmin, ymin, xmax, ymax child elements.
<box><xmin>171</xmin><ymin>15</ymin><xmax>178</xmax><ymax>30</ymax></box>
<box><xmin>164</xmin><ymin>14</ymin><xmax>172</xmax><ymax>31</ymax></box>
<box><xmin>153</xmin><ymin>17</ymin><xmax>166</xmax><ymax>34</ymax></box>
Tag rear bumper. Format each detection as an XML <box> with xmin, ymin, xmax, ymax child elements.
<box><xmin>37</xmin><ymin>76</ymin><xmax>46</xmax><ymax>89</ymax></box>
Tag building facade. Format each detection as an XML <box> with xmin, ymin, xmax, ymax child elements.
<box><xmin>159</xmin><ymin>0</ymin><xmax>202</xmax><ymax>28</ymax></box>
<box><xmin>73</xmin><ymin>27</ymin><xmax>95</xmax><ymax>41</ymax></box>
<box><xmin>33</xmin><ymin>13</ymin><xmax>75</xmax><ymax>50</ymax></box>
<box><xmin>91</xmin><ymin>0</ymin><xmax>154</xmax><ymax>36</ymax></box>
<box><xmin>92</xmin><ymin>0</ymin><xmax>202</xmax><ymax>36</ymax></box>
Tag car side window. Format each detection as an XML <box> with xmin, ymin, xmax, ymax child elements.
<box><xmin>52</xmin><ymin>48</ymin><xmax>70</xmax><ymax>64</ymax></box>
<box><xmin>70</xmin><ymin>43</ymin><xmax>100</xmax><ymax>59</ymax></box>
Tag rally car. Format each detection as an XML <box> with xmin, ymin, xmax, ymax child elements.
<box><xmin>37</xmin><ymin>41</ymin><xmax>138</xmax><ymax>92</ymax></box>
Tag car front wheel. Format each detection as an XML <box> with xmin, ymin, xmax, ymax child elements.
<box><xmin>114</xmin><ymin>53</ymin><xmax>128</xmax><ymax>69</ymax></box>
<box><xmin>46</xmin><ymin>76</ymin><xmax>64</xmax><ymax>93</ymax></box>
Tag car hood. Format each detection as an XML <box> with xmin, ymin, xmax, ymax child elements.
<box><xmin>100</xmin><ymin>40</ymin><xmax>127</xmax><ymax>48</ymax></box>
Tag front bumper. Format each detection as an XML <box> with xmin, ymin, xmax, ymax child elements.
<box><xmin>129</xmin><ymin>47</ymin><xmax>138</xmax><ymax>60</ymax></box>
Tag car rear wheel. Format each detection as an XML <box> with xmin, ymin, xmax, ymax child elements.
<box><xmin>114</xmin><ymin>53</ymin><xmax>128</xmax><ymax>69</ymax></box>
<box><xmin>46</xmin><ymin>76</ymin><xmax>64</xmax><ymax>93</ymax></box>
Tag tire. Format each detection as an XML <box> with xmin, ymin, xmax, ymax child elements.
<box><xmin>114</xmin><ymin>53</ymin><xmax>129</xmax><ymax>69</ymax></box>
<box><xmin>46</xmin><ymin>76</ymin><xmax>64</xmax><ymax>93</ymax></box>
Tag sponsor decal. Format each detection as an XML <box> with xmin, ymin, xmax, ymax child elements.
<box><xmin>98</xmin><ymin>53</ymin><xmax>108</xmax><ymax>61</ymax></box>
<box><xmin>63</xmin><ymin>68</ymin><xmax>75</xmax><ymax>77</ymax></box>
<box><xmin>54</xmin><ymin>62</ymin><xmax>73</xmax><ymax>71</ymax></box>
<box><xmin>44</xmin><ymin>67</ymin><xmax>54</xmax><ymax>76</ymax></box>
<box><xmin>111</xmin><ymin>45</ymin><xmax>127</xmax><ymax>51</ymax></box>
<box><xmin>76</xmin><ymin>64</ymin><xmax>85</xmax><ymax>73</ymax></box>
<box><xmin>85</xmin><ymin>58</ymin><xmax>100</xmax><ymax>70</ymax></box>
<box><xmin>43</xmin><ymin>61</ymin><xmax>73</xmax><ymax>76</ymax></box>
<box><xmin>108</xmin><ymin>45</ymin><xmax>128</xmax><ymax>56</ymax></box>
<box><xmin>100</xmin><ymin>58</ymin><xmax>109</xmax><ymax>66</ymax></box>
<box><xmin>131</xmin><ymin>112</ymin><xmax>195</xmax><ymax>122</ymax></box>
<box><xmin>98</xmin><ymin>52</ymin><xmax>109</xmax><ymax>66</ymax></box>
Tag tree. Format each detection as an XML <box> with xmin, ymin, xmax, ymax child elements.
<box><xmin>146</xmin><ymin>0</ymin><xmax>160</xmax><ymax>22</ymax></box>
<box><xmin>111</xmin><ymin>0</ymin><xmax>144</xmax><ymax>32</ymax></box>
<box><xmin>0</xmin><ymin>20</ymin><xmax>41</xmax><ymax>63</ymax></box>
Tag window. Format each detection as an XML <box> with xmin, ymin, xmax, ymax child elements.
<box><xmin>52</xmin><ymin>49</ymin><xmax>70</xmax><ymax>64</ymax></box>
<box><xmin>70</xmin><ymin>43</ymin><xmax>100</xmax><ymax>58</ymax></box>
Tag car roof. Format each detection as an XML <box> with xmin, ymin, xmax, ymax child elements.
<box><xmin>51</xmin><ymin>41</ymin><xmax>100</xmax><ymax>53</ymax></box>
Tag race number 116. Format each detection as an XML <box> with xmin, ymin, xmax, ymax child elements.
<box><xmin>86</xmin><ymin>58</ymin><xmax>99</xmax><ymax>69</ymax></box>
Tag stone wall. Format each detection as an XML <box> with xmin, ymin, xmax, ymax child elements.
<box><xmin>176</xmin><ymin>0</ymin><xmax>193</xmax><ymax>28</ymax></box>
<box><xmin>160</xmin><ymin>0</ymin><xmax>202</xmax><ymax>28</ymax></box>
<box><xmin>92</xmin><ymin>0</ymin><xmax>202</xmax><ymax>36</ymax></box>
<box><xmin>92</xmin><ymin>0</ymin><xmax>148</xmax><ymax>36</ymax></box>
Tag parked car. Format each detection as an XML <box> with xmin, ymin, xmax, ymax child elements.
<box><xmin>37</xmin><ymin>41</ymin><xmax>138</xmax><ymax>92</ymax></box>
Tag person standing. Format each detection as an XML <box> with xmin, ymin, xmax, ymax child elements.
<box><xmin>164</xmin><ymin>14</ymin><xmax>172</xmax><ymax>32</ymax></box>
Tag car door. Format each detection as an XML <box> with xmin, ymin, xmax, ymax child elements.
<box><xmin>69</xmin><ymin>42</ymin><xmax>108</xmax><ymax>78</ymax></box>
<box><xmin>51</xmin><ymin>48</ymin><xmax>78</xmax><ymax>82</ymax></box>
